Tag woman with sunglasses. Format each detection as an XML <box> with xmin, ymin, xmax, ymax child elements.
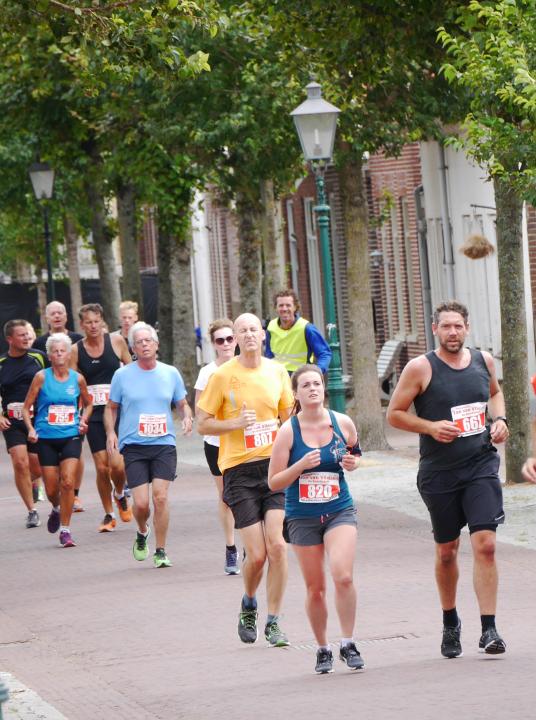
<box><xmin>268</xmin><ymin>364</ymin><xmax>362</xmax><ymax>674</ymax></box>
<box><xmin>195</xmin><ymin>319</ymin><xmax>240</xmax><ymax>575</ymax></box>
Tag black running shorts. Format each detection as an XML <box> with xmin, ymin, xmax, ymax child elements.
<box><xmin>3</xmin><ymin>421</ymin><xmax>38</xmax><ymax>454</ymax></box>
<box><xmin>222</xmin><ymin>458</ymin><xmax>285</xmax><ymax>530</ymax></box>
<box><xmin>87</xmin><ymin>422</ymin><xmax>107</xmax><ymax>454</ymax></box>
<box><xmin>37</xmin><ymin>436</ymin><xmax>82</xmax><ymax>466</ymax></box>
<box><xmin>417</xmin><ymin>451</ymin><xmax>504</xmax><ymax>544</ymax></box>
<box><xmin>121</xmin><ymin>444</ymin><xmax>177</xmax><ymax>488</ymax></box>
<box><xmin>204</xmin><ymin>441</ymin><xmax>221</xmax><ymax>477</ymax></box>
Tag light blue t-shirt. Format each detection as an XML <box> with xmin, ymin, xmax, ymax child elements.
<box><xmin>109</xmin><ymin>361</ymin><xmax>186</xmax><ymax>449</ymax></box>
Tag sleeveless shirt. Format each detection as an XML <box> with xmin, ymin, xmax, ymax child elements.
<box><xmin>285</xmin><ymin>410</ymin><xmax>354</xmax><ymax>519</ymax></box>
<box><xmin>413</xmin><ymin>349</ymin><xmax>494</xmax><ymax>470</ymax></box>
<box><xmin>35</xmin><ymin>368</ymin><xmax>80</xmax><ymax>439</ymax></box>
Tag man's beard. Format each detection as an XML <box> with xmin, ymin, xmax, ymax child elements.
<box><xmin>439</xmin><ymin>338</ymin><xmax>464</xmax><ymax>354</ymax></box>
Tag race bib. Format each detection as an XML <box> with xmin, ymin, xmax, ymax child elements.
<box><xmin>7</xmin><ymin>402</ymin><xmax>32</xmax><ymax>420</ymax></box>
<box><xmin>48</xmin><ymin>405</ymin><xmax>76</xmax><ymax>426</ymax></box>
<box><xmin>299</xmin><ymin>472</ymin><xmax>340</xmax><ymax>503</ymax></box>
<box><xmin>244</xmin><ymin>419</ymin><xmax>278</xmax><ymax>450</ymax></box>
<box><xmin>451</xmin><ymin>402</ymin><xmax>487</xmax><ymax>437</ymax></box>
<box><xmin>88</xmin><ymin>384</ymin><xmax>110</xmax><ymax>406</ymax></box>
<box><xmin>138</xmin><ymin>413</ymin><xmax>167</xmax><ymax>437</ymax></box>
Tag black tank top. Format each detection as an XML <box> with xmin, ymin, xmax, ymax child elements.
<box><xmin>77</xmin><ymin>334</ymin><xmax>120</xmax><ymax>421</ymax></box>
<box><xmin>414</xmin><ymin>349</ymin><xmax>494</xmax><ymax>470</ymax></box>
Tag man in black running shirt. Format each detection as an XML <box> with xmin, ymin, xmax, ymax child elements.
<box><xmin>32</xmin><ymin>301</ymin><xmax>83</xmax><ymax>352</ymax></box>
<box><xmin>71</xmin><ymin>304</ymin><xmax>133</xmax><ymax>533</ymax></box>
<box><xmin>387</xmin><ymin>301</ymin><xmax>509</xmax><ymax>659</ymax></box>
<box><xmin>0</xmin><ymin>320</ymin><xmax>46</xmax><ymax>528</ymax></box>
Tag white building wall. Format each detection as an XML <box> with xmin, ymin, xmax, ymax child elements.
<box><xmin>419</xmin><ymin>141</ymin><xmax>536</xmax><ymax>379</ymax></box>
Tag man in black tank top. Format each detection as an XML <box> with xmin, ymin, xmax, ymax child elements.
<box><xmin>387</xmin><ymin>301</ymin><xmax>509</xmax><ymax>659</ymax></box>
<box><xmin>70</xmin><ymin>304</ymin><xmax>133</xmax><ymax>533</ymax></box>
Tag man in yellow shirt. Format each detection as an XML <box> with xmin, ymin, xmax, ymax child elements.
<box><xmin>197</xmin><ymin>313</ymin><xmax>294</xmax><ymax>647</ymax></box>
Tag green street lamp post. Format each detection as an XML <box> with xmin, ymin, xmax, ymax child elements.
<box><xmin>29</xmin><ymin>161</ymin><xmax>56</xmax><ymax>302</ymax></box>
<box><xmin>291</xmin><ymin>82</ymin><xmax>345</xmax><ymax>412</ymax></box>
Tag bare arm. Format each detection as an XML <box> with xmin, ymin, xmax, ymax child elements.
<box><xmin>111</xmin><ymin>334</ymin><xmax>132</xmax><ymax>365</ymax></box>
<box><xmin>69</xmin><ymin>342</ymin><xmax>79</xmax><ymax>370</ymax></box>
<box><xmin>22</xmin><ymin>372</ymin><xmax>45</xmax><ymax>442</ymax></box>
<box><xmin>387</xmin><ymin>357</ymin><xmax>461</xmax><ymax>443</ymax></box>
<box><xmin>175</xmin><ymin>397</ymin><xmax>193</xmax><ymax>436</ymax></box>
<box><xmin>196</xmin><ymin>404</ymin><xmax>256</xmax><ymax>436</ymax></box>
<box><xmin>77</xmin><ymin>375</ymin><xmax>94</xmax><ymax>433</ymax></box>
<box><xmin>104</xmin><ymin>400</ymin><xmax>120</xmax><ymax>454</ymax></box>
<box><xmin>268</xmin><ymin>421</ymin><xmax>321</xmax><ymax>491</ymax></box>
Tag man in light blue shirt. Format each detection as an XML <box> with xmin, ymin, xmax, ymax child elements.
<box><xmin>105</xmin><ymin>322</ymin><xmax>193</xmax><ymax>568</ymax></box>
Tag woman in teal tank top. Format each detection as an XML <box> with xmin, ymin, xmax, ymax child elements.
<box><xmin>22</xmin><ymin>334</ymin><xmax>93</xmax><ymax>548</ymax></box>
<box><xmin>268</xmin><ymin>365</ymin><xmax>363</xmax><ymax>675</ymax></box>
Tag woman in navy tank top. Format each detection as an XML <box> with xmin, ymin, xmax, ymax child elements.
<box><xmin>268</xmin><ymin>364</ymin><xmax>363</xmax><ymax>675</ymax></box>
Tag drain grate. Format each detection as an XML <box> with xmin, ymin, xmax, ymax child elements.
<box><xmin>290</xmin><ymin>634</ymin><xmax>418</xmax><ymax>651</ymax></box>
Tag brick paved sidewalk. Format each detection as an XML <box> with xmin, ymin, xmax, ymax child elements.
<box><xmin>1</xmin><ymin>432</ymin><xmax>535</xmax><ymax>719</ymax></box>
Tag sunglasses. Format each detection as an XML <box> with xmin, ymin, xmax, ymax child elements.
<box><xmin>214</xmin><ymin>335</ymin><xmax>234</xmax><ymax>346</ymax></box>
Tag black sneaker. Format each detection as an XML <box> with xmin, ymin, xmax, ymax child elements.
<box><xmin>339</xmin><ymin>642</ymin><xmax>364</xmax><ymax>670</ymax></box>
<box><xmin>315</xmin><ymin>648</ymin><xmax>334</xmax><ymax>674</ymax></box>
<box><xmin>479</xmin><ymin>627</ymin><xmax>506</xmax><ymax>654</ymax></box>
<box><xmin>224</xmin><ymin>547</ymin><xmax>240</xmax><ymax>575</ymax></box>
<box><xmin>238</xmin><ymin>607</ymin><xmax>258</xmax><ymax>643</ymax></box>
<box><xmin>441</xmin><ymin>622</ymin><xmax>462</xmax><ymax>658</ymax></box>
<box><xmin>265</xmin><ymin>618</ymin><xmax>290</xmax><ymax>647</ymax></box>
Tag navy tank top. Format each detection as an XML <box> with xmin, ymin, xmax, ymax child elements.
<box><xmin>414</xmin><ymin>349</ymin><xmax>494</xmax><ymax>470</ymax></box>
<box><xmin>285</xmin><ymin>410</ymin><xmax>354</xmax><ymax>519</ymax></box>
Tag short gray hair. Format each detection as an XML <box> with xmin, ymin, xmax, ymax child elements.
<box><xmin>46</xmin><ymin>332</ymin><xmax>72</xmax><ymax>355</ymax></box>
<box><xmin>129</xmin><ymin>321</ymin><xmax>158</xmax><ymax>348</ymax></box>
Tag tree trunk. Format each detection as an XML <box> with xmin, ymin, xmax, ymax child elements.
<box><xmin>170</xmin><ymin>230</ymin><xmax>196</xmax><ymax>391</ymax></box>
<box><xmin>236</xmin><ymin>191</ymin><xmax>263</xmax><ymax>317</ymax></box>
<box><xmin>339</xmin><ymin>150</ymin><xmax>390</xmax><ymax>450</ymax></box>
<box><xmin>63</xmin><ymin>214</ymin><xmax>83</xmax><ymax>332</ymax></box>
<box><xmin>157</xmin><ymin>227</ymin><xmax>173</xmax><ymax>364</ymax></box>
<box><xmin>82</xmin><ymin>139</ymin><xmax>121</xmax><ymax>331</ymax></box>
<box><xmin>117</xmin><ymin>180</ymin><xmax>144</xmax><ymax>316</ymax></box>
<box><xmin>259</xmin><ymin>179</ymin><xmax>286</xmax><ymax>320</ymax></box>
<box><xmin>494</xmin><ymin>176</ymin><xmax>530</xmax><ymax>483</ymax></box>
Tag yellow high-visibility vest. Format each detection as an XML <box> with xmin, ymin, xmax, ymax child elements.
<box><xmin>267</xmin><ymin>316</ymin><xmax>310</xmax><ymax>373</ymax></box>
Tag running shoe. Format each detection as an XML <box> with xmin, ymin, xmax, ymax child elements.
<box><xmin>114</xmin><ymin>494</ymin><xmax>133</xmax><ymax>523</ymax></box>
<box><xmin>238</xmin><ymin>607</ymin><xmax>258</xmax><ymax>644</ymax></box>
<box><xmin>37</xmin><ymin>485</ymin><xmax>46</xmax><ymax>502</ymax></box>
<box><xmin>224</xmin><ymin>546</ymin><xmax>240</xmax><ymax>575</ymax></box>
<box><xmin>47</xmin><ymin>508</ymin><xmax>60</xmax><ymax>534</ymax></box>
<box><xmin>153</xmin><ymin>548</ymin><xmax>172</xmax><ymax>568</ymax></box>
<box><xmin>315</xmin><ymin>648</ymin><xmax>334</xmax><ymax>674</ymax></box>
<box><xmin>98</xmin><ymin>514</ymin><xmax>116</xmax><ymax>532</ymax></box>
<box><xmin>133</xmin><ymin>526</ymin><xmax>151</xmax><ymax>561</ymax></box>
<box><xmin>441</xmin><ymin>622</ymin><xmax>462</xmax><ymax>658</ymax></box>
<box><xmin>265</xmin><ymin>619</ymin><xmax>290</xmax><ymax>647</ymax></box>
<box><xmin>339</xmin><ymin>642</ymin><xmax>365</xmax><ymax>670</ymax></box>
<box><xmin>26</xmin><ymin>510</ymin><xmax>41</xmax><ymax>528</ymax></box>
<box><xmin>479</xmin><ymin>627</ymin><xmax>506</xmax><ymax>654</ymax></box>
<box><xmin>124</xmin><ymin>485</ymin><xmax>132</xmax><ymax>498</ymax></box>
<box><xmin>59</xmin><ymin>530</ymin><xmax>76</xmax><ymax>548</ymax></box>
<box><xmin>73</xmin><ymin>496</ymin><xmax>84</xmax><ymax>513</ymax></box>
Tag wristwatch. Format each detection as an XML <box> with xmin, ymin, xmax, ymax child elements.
<box><xmin>494</xmin><ymin>416</ymin><xmax>509</xmax><ymax>427</ymax></box>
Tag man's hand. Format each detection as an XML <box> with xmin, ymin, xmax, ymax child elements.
<box><xmin>490</xmin><ymin>419</ymin><xmax>509</xmax><ymax>444</ymax></box>
<box><xmin>79</xmin><ymin>418</ymin><xmax>89</xmax><ymax>435</ymax></box>
<box><xmin>429</xmin><ymin>420</ymin><xmax>461</xmax><ymax>443</ymax></box>
<box><xmin>106</xmin><ymin>432</ymin><xmax>118</xmax><ymax>455</ymax></box>
<box><xmin>27</xmin><ymin>428</ymin><xmax>38</xmax><ymax>443</ymax></box>
<box><xmin>182</xmin><ymin>416</ymin><xmax>193</xmax><ymax>436</ymax></box>
<box><xmin>0</xmin><ymin>416</ymin><xmax>11</xmax><ymax>431</ymax></box>
<box><xmin>522</xmin><ymin>457</ymin><xmax>536</xmax><ymax>484</ymax></box>
<box><xmin>235</xmin><ymin>402</ymin><xmax>256</xmax><ymax>430</ymax></box>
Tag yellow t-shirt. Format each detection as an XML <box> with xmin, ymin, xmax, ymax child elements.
<box><xmin>197</xmin><ymin>356</ymin><xmax>294</xmax><ymax>472</ymax></box>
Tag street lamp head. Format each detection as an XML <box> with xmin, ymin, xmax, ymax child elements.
<box><xmin>290</xmin><ymin>82</ymin><xmax>340</xmax><ymax>162</ymax></box>
<box><xmin>29</xmin><ymin>162</ymin><xmax>55</xmax><ymax>200</ymax></box>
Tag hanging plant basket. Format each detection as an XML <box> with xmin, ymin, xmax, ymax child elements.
<box><xmin>459</xmin><ymin>233</ymin><xmax>495</xmax><ymax>259</ymax></box>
